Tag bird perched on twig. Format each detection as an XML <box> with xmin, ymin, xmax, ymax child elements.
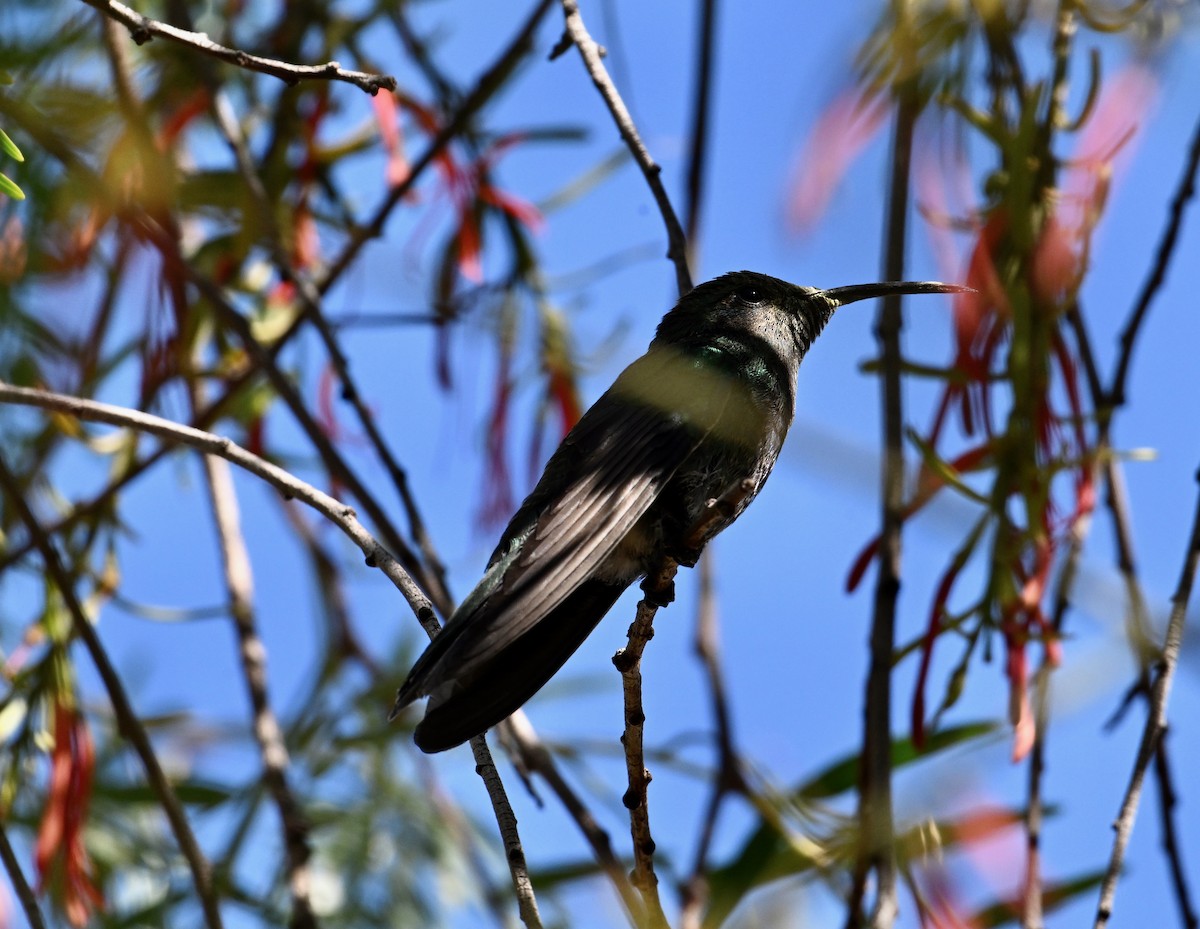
<box><xmin>392</xmin><ymin>270</ymin><xmax>966</xmax><ymax>752</ymax></box>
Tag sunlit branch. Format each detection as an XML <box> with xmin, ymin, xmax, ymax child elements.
<box><xmin>555</xmin><ymin>0</ymin><xmax>693</xmax><ymax>296</ymax></box>
<box><xmin>78</xmin><ymin>0</ymin><xmax>396</xmax><ymax>94</ymax></box>
<box><xmin>193</xmin><ymin>387</ymin><xmax>318</xmax><ymax>929</ymax></box>
<box><xmin>0</xmin><ymin>381</ymin><xmax>433</xmax><ymax>623</ymax></box>
<box><xmin>207</xmin><ymin>91</ymin><xmax>455</xmax><ymax>616</ymax></box>
<box><xmin>1094</xmin><ymin>469</ymin><xmax>1200</xmax><ymax>929</ymax></box>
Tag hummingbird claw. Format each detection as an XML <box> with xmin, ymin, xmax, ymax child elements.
<box><xmin>640</xmin><ymin>575</ymin><xmax>675</xmax><ymax>607</ymax></box>
<box><xmin>671</xmin><ymin>544</ymin><xmax>704</xmax><ymax>568</ymax></box>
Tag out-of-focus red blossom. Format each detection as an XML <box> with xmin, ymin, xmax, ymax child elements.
<box><xmin>910</xmin><ymin>799</ymin><xmax>1031</xmax><ymax>927</ymax></box>
<box><xmin>35</xmin><ymin>702</ymin><xmax>104</xmax><ymax>927</ymax></box>
<box><xmin>371</xmin><ymin>91</ymin><xmax>412</xmax><ymax>189</ymax></box>
<box><xmin>1066</xmin><ymin>64</ymin><xmax>1157</xmax><ymax>222</ymax></box>
<box><xmin>455</xmin><ymin>207</ymin><xmax>484</xmax><ymax>283</ymax></box>
<box><xmin>267</xmin><ymin>279</ymin><xmax>296</xmax><ymax>310</ymax></box>
<box><xmin>155</xmin><ymin>89</ymin><xmax>211</xmax><ymax>152</ymax></box>
<box><xmin>0</xmin><ymin>215</ymin><xmax>27</xmax><ymax>283</ymax></box>
<box><xmin>478</xmin><ymin>183</ymin><xmax>545</xmax><ymax>234</ymax></box>
<box><xmin>846</xmin><ymin>443</ymin><xmax>994</xmax><ymax>594</ymax></box>
<box><xmin>916</xmin><ymin>866</ymin><xmax>980</xmax><ymax>929</ymax></box>
<box><xmin>479</xmin><ymin>349</ymin><xmax>516</xmax><ymax>527</ymax></box>
<box><xmin>292</xmin><ymin>202</ymin><xmax>320</xmax><ymax>272</ymax></box>
<box><xmin>527</xmin><ymin>356</ymin><xmax>583</xmax><ymax>486</ymax></box>
<box><xmin>548</xmin><ymin>366</ymin><xmax>582</xmax><ymax>436</ymax></box>
<box><xmin>786</xmin><ymin>88</ymin><xmax>889</xmax><ymax>232</ymax></box>
<box><xmin>245</xmin><ymin>415</ymin><xmax>266</xmax><ymax>458</ymax></box>
<box><xmin>397</xmin><ymin>96</ymin><xmax>542</xmax><ymax>282</ymax></box>
<box><xmin>315</xmin><ymin>363</ymin><xmax>341</xmax><ymax>442</ymax></box>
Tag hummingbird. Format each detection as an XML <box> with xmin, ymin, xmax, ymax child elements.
<box><xmin>392</xmin><ymin>270</ymin><xmax>965</xmax><ymax>752</ymax></box>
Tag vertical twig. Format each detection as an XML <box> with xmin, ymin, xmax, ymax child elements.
<box><xmin>1069</xmin><ymin>294</ymin><xmax>1199</xmax><ymax>928</ymax></box>
<box><xmin>613</xmin><ymin>581</ymin><xmax>673</xmax><ymax>929</ymax></box>
<box><xmin>1110</xmin><ymin>108</ymin><xmax>1200</xmax><ymax>409</ymax></box>
<box><xmin>683</xmin><ymin>0</ymin><xmax>718</xmax><ymax>258</ymax></box>
<box><xmin>848</xmin><ymin>83</ymin><xmax>917</xmax><ymax>929</ymax></box>
<box><xmin>469</xmin><ymin>735</ymin><xmax>544</xmax><ymax>929</ymax></box>
<box><xmin>1153</xmin><ymin>739</ymin><xmax>1200</xmax><ymax>929</ymax></box>
<box><xmin>1021</xmin><ymin>7</ymin><xmax>1078</xmax><ymax>921</ymax></box>
<box><xmin>556</xmin><ymin>0</ymin><xmax>693</xmax><ymax>295</ymax></box>
<box><xmin>0</xmin><ymin>819</ymin><xmax>48</xmax><ymax>929</ymax></box>
<box><xmin>0</xmin><ymin>454</ymin><xmax>227</xmax><ymax>929</ymax></box>
<box><xmin>679</xmin><ymin>551</ymin><xmax>745</xmax><ymax>929</ymax></box>
<box><xmin>195</xmin><ymin>411</ymin><xmax>317</xmax><ymax>929</ymax></box>
<box><xmin>1094</xmin><ymin>468</ymin><xmax>1200</xmax><ymax>929</ymax></box>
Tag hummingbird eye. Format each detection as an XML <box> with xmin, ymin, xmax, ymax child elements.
<box><xmin>734</xmin><ymin>284</ymin><xmax>764</xmax><ymax>306</ymax></box>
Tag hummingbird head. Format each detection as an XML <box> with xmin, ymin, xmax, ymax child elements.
<box><xmin>654</xmin><ymin>270</ymin><xmax>968</xmax><ymax>373</ymax></box>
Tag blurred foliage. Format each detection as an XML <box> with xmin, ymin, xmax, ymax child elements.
<box><xmin>0</xmin><ymin>0</ymin><xmax>1195</xmax><ymax>928</ymax></box>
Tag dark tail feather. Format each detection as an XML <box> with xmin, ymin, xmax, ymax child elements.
<box><xmin>414</xmin><ymin>579</ymin><xmax>627</xmax><ymax>753</ymax></box>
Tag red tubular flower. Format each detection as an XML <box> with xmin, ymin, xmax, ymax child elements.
<box><xmin>371</xmin><ymin>91</ymin><xmax>411</xmax><ymax>189</ymax></box>
<box><xmin>35</xmin><ymin>703</ymin><xmax>104</xmax><ymax>927</ymax></box>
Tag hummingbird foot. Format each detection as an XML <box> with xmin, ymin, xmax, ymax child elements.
<box><xmin>669</xmin><ymin>543</ymin><xmax>704</xmax><ymax>568</ymax></box>
<box><xmin>640</xmin><ymin>573</ymin><xmax>676</xmax><ymax>607</ymax></box>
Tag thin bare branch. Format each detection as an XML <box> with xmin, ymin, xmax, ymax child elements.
<box><xmin>613</xmin><ymin>587</ymin><xmax>672</xmax><ymax>929</ymax></box>
<box><xmin>195</xmin><ymin>392</ymin><xmax>317</xmax><ymax>929</ymax></box>
<box><xmin>1094</xmin><ymin>467</ymin><xmax>1200</xmax><ymax>928</ymax></box>
<box><xmin>0</xmin><ymin>819</ymin><xmax>48</xmax><ymax>929</ymax></box>
<box><xmin>1153</xmin><ymin>738</ymin><xmax>1200</xmax><ymax>929</ymax></box>
<box><xmin>683</xmin><ymin>0</ymin><xmax>719</xmax><ymax>256</ymax></box>
<box><xmin>0</xmin><ymin>453</ymin><xmax>226</xmax><ymax>929</ymax></box>
<box><xmin>680</xmin><ymin>550</ymin><xmax>746</xmax><ymax>929</ymax></box>
<box><xmin>207</xmin><ymin>91</ymin><xmax>455</xmax><ymax>615</ymax></box>
<box><xmin>0</xmin><ymin>381</ymin><xmax>432</xmax><ymax>622</ymax></box>
<box><xmin>1068</xmin><ymin>303</ymin><xmax>1197</xmax><ymax>925</ymax></box>
<box><xmin>78</xmin><ymin>0</ymin><xmax>395</xmax><ymax>94</ymax></box>
<box><xmin>0</xmin><ymin>380</ymin><xmax>544</xmax><ymax>927</ymax></box>
<box><xmin>556</xmin><ymin>0</ymin><xmax>693</xmax><ymax>295</ymax></box>
<box><xmin>500</xmin><ymin>714</ymin><xmax>645</xmax><ymax>924</ymax></box>
<box><xmin>469</xmin><ymin>735</ymin><xmax>544</xmax><ymax>929</ymax></box>
<box><xmin>1111</xmin><ymin>107</ymin><xmax>1200</xmax><ymax>408</ymax></box>
<box><xmin>848</xmin><ymin>87</ymin><xmax>918</xmax><ymax>929</ymax></box>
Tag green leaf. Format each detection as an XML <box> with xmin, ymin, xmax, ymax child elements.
<box><xmin>96</xmin><ymin>779</ymin><xmax>234</xmax><ymax>809</ymax></box>
<box><xmin>0</xmin><ymin>172</ymin><xmax>24</xmax><ymax>201</ymax></box>
<box><xmin>0</xmin><ymin>127</ymin><xmax>23</xmax><ymax>162</ymax></box>
<box><xmin>799</xmin><ymin>720</ymin><xmax>1000</xmax><ymax>800</ymax></box>
<box><xmin>970</xmin><ymin>869</ymin><xmax>1106</xmax><ymax>927</ymax></box>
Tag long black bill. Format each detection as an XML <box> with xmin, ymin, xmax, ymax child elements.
<box><xmin>819</xmin><ymin>281</ymin><xmax>972</xmax><ymax>306</ymax></box>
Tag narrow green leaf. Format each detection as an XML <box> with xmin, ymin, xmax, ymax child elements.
<box><xmin>799</xmin><ymin>720</ymin><xmax>1000</xmax><ymax>800</ymax></box>
<box><xmin>970</xmin><ymin>869</ymin><xmax>1106</xmax><ymax>927</ymax></box>
<box><xmin>0</xmin><ymin>172</ymin><xmax>25</xmax><ymax>201</ymax></box>
<box><xmin>0</xmin><ymin>128</ymin><xmax>23</xmax><ymax>162</ymax></box>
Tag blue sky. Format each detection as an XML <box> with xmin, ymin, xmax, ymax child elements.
<box><xmin>7</xmin><ymin>0</ymin><xmax>1200</xmax><ymax>927</ymax></box>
